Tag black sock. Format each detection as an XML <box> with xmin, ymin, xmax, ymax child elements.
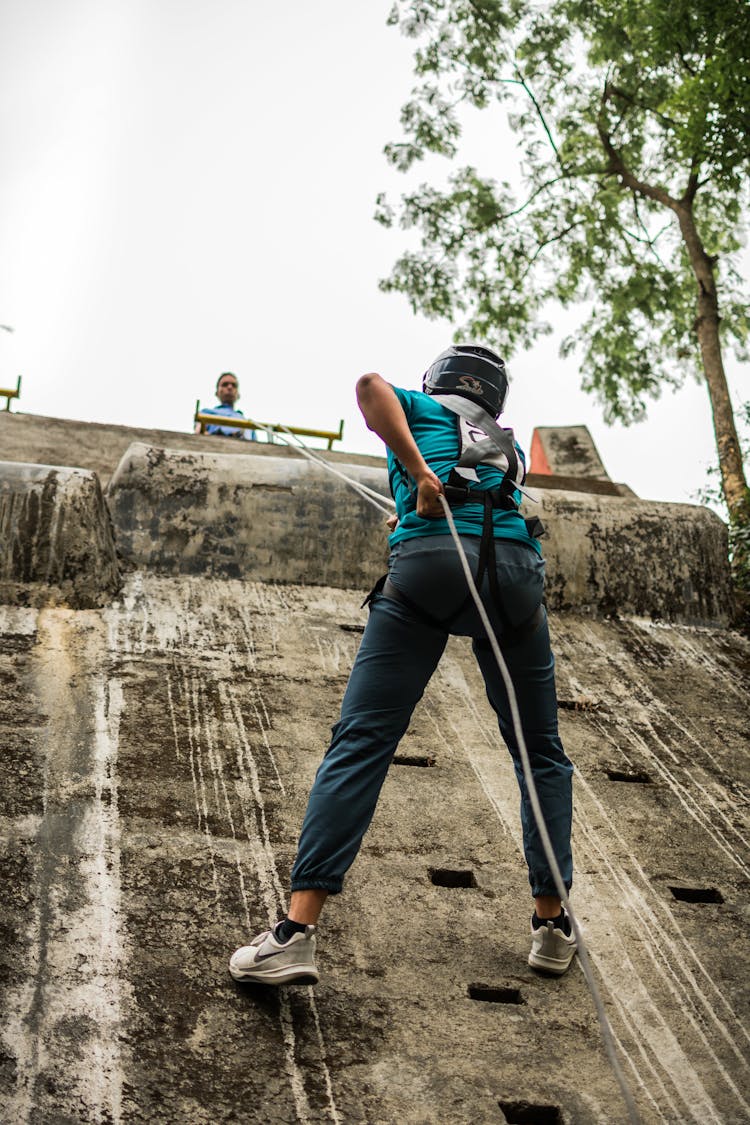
<box><xmin>275</xmin><ymin>917</ymin><xmax>308</xmax><ymax>942</ymax></box>
<box><xmin>532</xmin><ymin>909</ymin><xmax>571</xmax><ymax>936</ymax></box>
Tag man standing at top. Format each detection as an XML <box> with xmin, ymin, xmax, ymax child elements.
<box><xmin>197</xmin><ymin>372</ymin><xmax>256</xmax><ymax>440</ymax></box>
<box><xmin>229</xmin><ymin>343</ymin><xmax>576</xmax><ymax>984</ymax></box>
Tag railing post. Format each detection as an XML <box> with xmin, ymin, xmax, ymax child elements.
<box><xmin>1</xmin><ymin>375</ymin><xmax>21</xmax><ymax>411</ymax></box>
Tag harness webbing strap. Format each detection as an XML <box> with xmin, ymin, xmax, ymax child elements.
<box><xmin>433</xmin><ymin>393</ymin><xmax>520</xmax><ymax>482</ymax></box>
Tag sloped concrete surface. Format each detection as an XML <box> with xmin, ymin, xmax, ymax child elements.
<box><xmin>0</xmin><ymin>461</ymin><xmax>121</xmax><ymax>608</ymax></box>
<box><xmin>1</xmin><ymin>576</ymin><xmax>748</xmax><ymax>1123</ymax></box>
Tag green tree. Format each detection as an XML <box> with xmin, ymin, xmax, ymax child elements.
<box><xmin>377</xmin><ymin>0</ymin><xmax>750</xmax><ymax>544</ymax></box>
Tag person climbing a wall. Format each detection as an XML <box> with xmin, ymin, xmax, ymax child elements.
<box><xmin>229</xmin><ymin>344</ymin><xmax>576</xmax><ymax>984</ymax></box>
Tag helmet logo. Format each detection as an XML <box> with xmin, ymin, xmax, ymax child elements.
<box><xmin>458</xmin><ymin>374</ymin><xmax>484</xmax><ymax>396</ymax></box>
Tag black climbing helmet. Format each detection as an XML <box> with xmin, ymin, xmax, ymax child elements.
<box><xmin>423</xmin><ymin>344</ymin><xmax>509</xmax><ymax>417</ymax></box>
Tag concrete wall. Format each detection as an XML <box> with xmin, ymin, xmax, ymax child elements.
<box><xmin>0</xmin><ymin>461</ymin><xmax>121</xmax><ymax>609</ymax></box>
<box><xmin>0</xmin><ymin>409</ymin><xmax>381</xmax><ymax>486</ymax></box>
<box><xmin>0</xmin><ymin>430</ymin><xmax>734</xmax><ymax>624</ymax></box>
<box><xmin>107</xmin><ymin>442</ymin><xmax>391</xmax><ymax>590</ymax></box>
<box><xmin>107</xmin><ymin>442</ymin><xmax>733</xmax><ymax>626</ymax></box>
<box><xmin>1</xmin><ymin>411</ymin><xmax>748</xmax><ymax>1125</ymax></box>
<box><xmin>535</xmin><ymin>488</ymin><xmax>732</xmax><ymax>625</ymax></box>
<box><xmin>1</xmin><ymin>577</ymin><xmax>748</xmax><ymax>1124</ymax></box>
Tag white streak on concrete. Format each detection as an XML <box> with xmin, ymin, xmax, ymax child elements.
<box><xmin>574</xmin><ymin>781</ymin><xmax>750</xmax><ymax>1066</ymax></box>
<box><xmin>165</xmin><ymin>674</ymin><xmax>183</xmax><ymax>763</ymax></box>
<box><xmin>593</xmin><ymin>958</ymin><xmax>710</xmax><ymax>1125</ymax></box>
<box><xmin>614</xmin><ymin>721</ymin><xmax>747</xmax><ymax>871</ymax></box>
<box><xmin>221</xmin><ymin>683</ymin><xmax>341</xmax><ymax>1125</ymax></box>
<box><xmin>309</xmin><ymin>1002</ymin><xmax>343</xmax><ymax>1125</ymax></box>
<box><xmin>249</xmin><ymin>695</ymin><xmax>286</xmax><ymax>795</ymax></box>
<box><xmin>81</xmin><ymin>674</ymin><xmax>126</xmax><ymax>1124</ymax></box>
<box><xmin>196</xmin><ymin>677</ymin><xmax>252</xmax><ymax>929</ymax></box>
<box><xmin>584</xmin><ymin>972</ymin><xmax>675</xmax><ymax>1125</ymax></box>
<box><xmin>444</xmin><ymin>642</ymin><xmax>748</xmax><ymax>1123</ymax></box>
<box><xmin>186</xmin><ymin>672</ymin><xmax>221</xmax><ymax>905</ymax></box>
<box><xmin>588</xmin><ymin>918</ymin><xmax>734</xmax><ymax>1122</ymax></box>
<box><xmin>664</xmin><ymin>625</ymin><xmax>750</xmax><ymax>707</ymax></box>
<box><xmin>237</xmin><ymin>604</ymin><xmax>258</xmax><ymax>669</ymax></box>
<box><xmin>0</xmin><ymin>605</ymin><xmax>37</xmax><ymax>636</ymax></box>
<box><xmin>1</xmin><ymin>615</ymin><xmax>126</xmax><ymax>1123</ymax></box>
<box><xmin>224</xmin><ymin>685</ymin><xmax>286</xmax><ymax>906</ymax></box>
<box><xmin>436</xmin><ymin>654</ymin><xmax>520</xmax><ymax>843</ymax></box>
<box><xmin>221</xmin><ymin>684</ymin><xmax>316</xmax><ymax>1123</ymax></box>
<box><xmin>277</xmin><ymin>998</ymin><xmax>314</xmax><ymax>1125</ymax></box>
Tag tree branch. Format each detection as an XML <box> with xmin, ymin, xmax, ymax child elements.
<box><xmin>511</xmin><ymin>64</ymin><xmax>562</xmax><ymax>167</ymax></box>
<box><xmin>598</xmin><ymin>85</ymin><xmax>680</xmax><ymax>209</ymax></box>
<box><xmin>682</xmin><ymin>157</ymin><xmax>702</xmax><ymax>204</ymax></box>
<box><xmin>630</xmin><ymin>192</ymin><xmax>670</xmax><ymax>266</ymax></box>
<box><xmin>521</xmin><ymin>219</ymin><xmax>587</xmax><ymax>278</ymax></box>
<box><xmin>497</xmin><ymin>173</ymin><xmax>572</xmax><ymax>220</ymax></box>
<box><xmin>606</xmin><ymin>82</ymin><xmax>679</xmax><ymax>130</ymax></box>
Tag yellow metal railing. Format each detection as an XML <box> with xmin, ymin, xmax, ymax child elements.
<box><xmin>1</xmin><ymin>375</ymin><xmax>21</xmax><ymax>411</ymax></box>
<box><xmin>194</xmin><ymin>402</ymin><xmax>344</xmax><ymax>451</ymax></box>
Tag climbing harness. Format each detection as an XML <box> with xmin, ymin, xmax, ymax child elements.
<box><xmin>379</xmin><ymin>393</ymin><xmax>545</xmax><ymax>639</ymax></box>
<box><xmin>274</xmin><ymin>420</ymin><xmax>641</xmax><ymax>1125</ymax></box>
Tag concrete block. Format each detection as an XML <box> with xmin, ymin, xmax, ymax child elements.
<box><xmin>107</xmin><ymin>443</ymin><xmax>732</xmax><ymax>625</ymax></box>
<box><xmin>531</xmin><ymin>425</ymin><xmax>611</xmax><ymax>479</ymax></box>
<box><xmin>107</xmin><ymin>443</ymin><xmax>390</xmax><ymax>589</ymax></box>
<box><xmin>0</xmin><ymin>462</ymin><xmax>121</xmax><ymax>608</ymax></box>
<box><xmin>536</xmin><ymin>488</ymin><xmax>733</xmax><ymax>625</ymax></box>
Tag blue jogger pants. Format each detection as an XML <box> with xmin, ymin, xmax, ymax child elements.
<box><xmin>290</xmin><ymin>536</ymin><xmax>573</xmax><ymax>899</ymax></box>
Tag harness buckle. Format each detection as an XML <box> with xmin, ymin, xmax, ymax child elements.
<box><xmin>444</xmin><ymin>484</ymin><xmax>472</xmax><ymax>506</ymax></box>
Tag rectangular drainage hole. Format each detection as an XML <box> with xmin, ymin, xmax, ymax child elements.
<box><xmin>393</xmin><ymin>754</ymin><xmax>436</xmax><ymax>767</ymax></box>
<box><xmin>430</xmin><ymin>868</ymin><xmax>478</xmax><ymax>889</ymax></box>
<box><xmin>469</xmin><ymin>984</ymin><xmax>524</xmax><ymax>1005</ymax></box>
<box><xmin>338</xmin><ymin>623</ymin><xmax>365</xmax><ymax>633</ymax></box>
<box><xmin>499</xmin><ymin>1101</ymin><xmax>563</xmax><ymax>1124</ymax></box>
<box><xmin>557</xmin><ymin>698</ymin><xmax>597</xmax><ymax>711</ymax></box>
<box><xmin>669</xmin><ymin>886</ymin><xmax>724</xmax><ymax>904</ymax></box>
<box><xmin>606</xmin><ymin>769</ymin><xmax>652</xmax><ymax>784</ymax></box>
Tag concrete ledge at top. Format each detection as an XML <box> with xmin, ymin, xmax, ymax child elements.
<box><xmin>537</xmin><ymin>488</ymin><xmax>732</xmax><ymax>626</ymax></box>
<box><xmin>107</xmin><ymin>443</ymin><xmax>733</xmax><ymax>626</ymax></box>
<box><xmin>0</xmin><ymin>461</ymin><xmax>121</xmax><ymax>609</ymax></box>
<box><xmin>107</xmin><ymin>442</ymin><xmax>391</xmax><ymax>592</ymax></box>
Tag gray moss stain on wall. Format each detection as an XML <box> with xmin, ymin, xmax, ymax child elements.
<box><xmin>0</xmin><ymin>463</ymin><xmax>121</xmax><ymax>609</ymax></box>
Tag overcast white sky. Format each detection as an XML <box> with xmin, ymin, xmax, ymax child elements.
<box><xmin>0</xmin><ymin>0</ymin><xmax>746</xmax><ymax>509</ymax></box>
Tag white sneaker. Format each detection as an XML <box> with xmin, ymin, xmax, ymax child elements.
<box><xmin>528</xmin><ymin>911</ymin><xmax>577</xmax><ymax>975</ymax></box>
<box><xmin>229</xmin><ymin>924</ymin><xmax>319</xmax><ymax>985</ymax></box>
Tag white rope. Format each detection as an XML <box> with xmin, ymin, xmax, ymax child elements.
<box><xmin>278</xmin><ymin>429</ymin><xmax>641</xmax><ymax>1123</ymax></box>
<box><xmin>273</xmin><ymin>425</ymin><xmax>395</xmax><ymax>515</ymax></box>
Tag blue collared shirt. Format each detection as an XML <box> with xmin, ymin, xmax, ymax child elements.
<box><xmin>202</xmin><ymin>403</ymin><xmax>256</xmax><ymax>441</ymax></box>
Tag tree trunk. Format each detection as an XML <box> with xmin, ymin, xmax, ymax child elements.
<box><xmin>675</xmin><ymin>203</ymin><xmax>749</xmax><ymax>522</ymax></box>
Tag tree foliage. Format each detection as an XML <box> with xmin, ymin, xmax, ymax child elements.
<box><xmin>378</xmin><ymin>0</ymin><xmax>750</xmax><ymax>471</ymax></box>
